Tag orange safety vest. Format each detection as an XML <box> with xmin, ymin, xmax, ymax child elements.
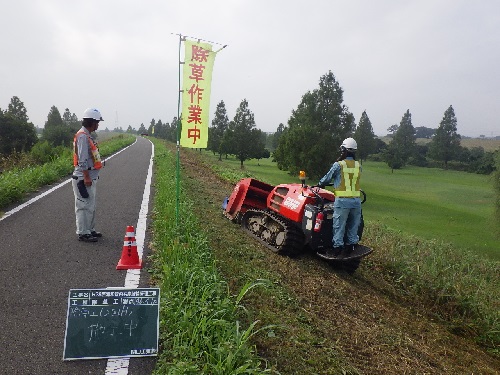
<box><xmin>335</xmin><ymin>159</ymin><xmax>361</xmax><ymax>198</ymax></box>
<box><xmin>73</xmin><ymin>130</ymin><xmax>102</xmax><ymax>169</ymax></box>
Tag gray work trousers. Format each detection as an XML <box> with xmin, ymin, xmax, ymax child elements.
<box><xmin>72</xmin><ymin>179</ymin><xmax>98</xmax><ymax>235</ymax></box>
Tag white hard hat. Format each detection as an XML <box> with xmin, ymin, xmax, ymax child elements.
<box><xmin>341</xmin><ymin>137</ymin><xmax>357</xmax><ymax>151</ymax></box>
<box><xmin>82</xmin><ymin>108</ymin><xmax>103</xmax><ymax>121</ymax></box>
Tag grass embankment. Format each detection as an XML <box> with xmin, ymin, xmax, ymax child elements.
<box><xmin>149</xmin><ymin>139</ymin><xmax>274</xmax><ymax>373</ymax></box>
<box><xmin>0</xmin><ymin>134</ymin><xmax>135</xmax><ymax>211</ymax></box>
<box><xmin>203</xmin><ymin>151</ymin><xmax>499</xmax><ymax>352</ymax></box>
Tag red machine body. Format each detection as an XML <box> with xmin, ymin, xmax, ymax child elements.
<box><xmin>266</xmin><ymin>183</ymin><xmax>335</xmax><ymax>222</ymax></box>
<box><xmin>224</xmin><ymin>178</ymin><xmax>335</xmax><ymax>222</ymax></box>
<box><xmin>223</xmin><ymin>177</ymin><xmax>371</xmax><ymax>273</ymax></box>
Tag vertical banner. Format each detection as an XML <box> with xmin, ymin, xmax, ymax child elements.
<box><xmin>180</xmin><ymin>40</ymin><xmax>216</xmax><ymax>148</ymax></box>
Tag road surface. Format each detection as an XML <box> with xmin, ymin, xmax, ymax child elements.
<box><xmin>0</xmin><ymin>136</ymin><xmax>157</xmax><ymax>375</ymax></box>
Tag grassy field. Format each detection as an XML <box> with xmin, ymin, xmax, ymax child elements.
<box><xmin>203</xmin><ymin>152</ymin><xmax>498</xmax><ymax>261</ymax></box>
<box><xmin>184</xmin><ymin>147</ymin><xmax>499</xmax><ymax>358</ymax></box>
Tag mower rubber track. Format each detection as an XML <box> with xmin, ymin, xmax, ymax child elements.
<box><xmin>241</xmin><ymin>209</ymin><xmax>304</xmax><ymax>256</ymax></box>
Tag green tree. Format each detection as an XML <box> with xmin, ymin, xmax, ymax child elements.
<box><xmin>225</xmin><ymin>99</ymin><xmax>265</xmax><ymax>168</ymax></box>
<box><xmin>252</xmin><ymin>129</ymin><xmax>270</xmax><ymax>165</ymax></box>
<box><xmin>138</xmin><ymin>123</ymin><xmax>147</xmax><ymax>134</ymax></box>
<box><xmin>42</xmin><ymin>106</ymin><xmax>72</xmax><ymax>146</ymax></box>
<box><xmin>271</xmin><ymin>123</ymin><xmax>285</xmax><ymax>151</ymax></box>
<box><xmin>0</xmin><ymin>111</ymin><xmax>38</xmax><ymax>155</ymax></box>
<box><xmin>383</xmin><ymin>142</ymin><xmax>404</xmax><ymax>172</ymax></box>
<box><xmin>387</xmin><ymin>124</ymin><xmax>399</xmax><ymax>136</ymax></box>
<box><xmin>167</xmin><ymin>116</ymin><xmax>180</xmax><ymax>143</ymax></box>
<box><xmin>428</xmin><ymin>105</ymin><xmax>461</xmax><ymax>169</ymax></box>
<box><xmin>62</xmin><ymin>108</ymin><xmax>81</xmax><ymax>133</ymax></box>
<box><xmin>7</xmin><ymin>96</ymin><xmax>29</xmax><ymax>122</ymax></box>
<box><xmin>415</xmin><ymin>126</ymin><xmax>435</xmax><ymax>139</ymax></box>
<box><xmin>152</xmin><ymin>119</ymin><xmax>165</xmax><ymax>139</ymax></box>
<box><xmin>45</xmin><ymin>106</ymin><xmax>64</xmax><ymax>128</ymax></box>
<box><xmin>208</xmin><ymin>100</ymin><xmax>229</xmax><ymax>160</ymax></box>
<box><xmin>273</xmin><ymin>71</ymin><xmax>355</xmax><ymax>179</ymax></box>
<box><xmin>387</xmin><ymin>109</ymin><xmax>416</xmax><ymax>168</ymax></box>
<box><xmin>353</xmin><ymin>110</ymin><xmax>376</xmax><ymax>163</ymax></box>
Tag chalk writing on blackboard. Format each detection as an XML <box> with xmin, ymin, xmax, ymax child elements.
<box><xmin>63</xmin><ymin>288</ymin><xmax>160</xmax><ymax>360</ymax></box>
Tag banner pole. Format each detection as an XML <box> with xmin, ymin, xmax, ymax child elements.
<box><xmin>176</xmin><ymin>34</ymin><xmax>183</xmax><ymax>228</ymax></box>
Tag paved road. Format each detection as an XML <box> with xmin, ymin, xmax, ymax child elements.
<box><xmin>0</xmin><ymin>136</ymin><xmax>157</xmax><ymax>375</ymax></box>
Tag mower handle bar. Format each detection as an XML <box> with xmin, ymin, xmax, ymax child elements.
<box><xmin>308</xmin><ymin>185</ymin><xmax>367</xmax><ymax>204</ymax></box>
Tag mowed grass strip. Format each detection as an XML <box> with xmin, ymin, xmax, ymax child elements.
<box><xmin>360</xmin><ymin>161</ymin><xmax>497</xmax><ymax>260</ymax></box>
<box><xmin>199</xmin><ymin>150</ymin><xmax>499</xmax><ymax>351</ymax></box>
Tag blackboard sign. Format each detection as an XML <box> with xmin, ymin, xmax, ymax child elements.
<box><xmin>63</xmin><ymin>288</ymin><xmax>160</xmax><ymax>360</ymax></box>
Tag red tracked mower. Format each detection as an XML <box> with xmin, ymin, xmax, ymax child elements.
<box><xmin>222</xmin><ymin>173</ymin><xmax>372</xmax><ymax>273</ymax></box>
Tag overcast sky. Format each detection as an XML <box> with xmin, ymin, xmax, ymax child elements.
<box><xmin>1</xmin><ymin>0</ymin><xmax>499</xmax><ymax>137</ymax></box>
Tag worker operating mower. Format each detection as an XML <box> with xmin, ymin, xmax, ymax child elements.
<box><xmin>222</xmin><ymin>172</ymin><xmax>372</xmax><ymax>273</ymax></box>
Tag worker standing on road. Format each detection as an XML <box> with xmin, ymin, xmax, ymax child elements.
<box><xmin>72</xmin><ymin>108</ymin><xmax>104</xmax><ymax>242</ymax></box>
<box><xmin>318</xmin><ymin>137</ymin><xmax>362</xmax><ymax>259</ymax></box>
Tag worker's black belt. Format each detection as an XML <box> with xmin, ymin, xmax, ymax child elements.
<box><xmin>72</xmin><ymin>176</ymin><xmax>79</xmax><ymax>180</ymax></box>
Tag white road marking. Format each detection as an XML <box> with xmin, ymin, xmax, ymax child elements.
<box><xmin>0</xmin><ymin>137</ymin><xmax>156</xmax><ymax>374</ymax></box>
<box><xmin>0</xmin><ymin>139</ymin><xmax>137</xmax><ymax>222</ymax></box>
<box><xmin>105</xmin><ymin>139</ymin><xmax>155</xmax><ymax>375</ymax></box>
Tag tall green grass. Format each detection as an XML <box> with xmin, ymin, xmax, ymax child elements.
<box><xmin>0</xmin><ymin>134</ymin><xmax>135</xmax><ymax>210</ymax></box>
<box><xmin>149</xmin><ymin>140</ymin><xmax>273</xmax><ymax>374</ymax></box>
<box><xmin>365</xmin><ymin>223</ymin><xmax>499</xmax><ymax>349</ymax></box>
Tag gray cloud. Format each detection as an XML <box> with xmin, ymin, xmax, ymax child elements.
<box><xmin>1</xmin><ymin>0</ymin><xmax>499</xmax><ymax>137</ymax></box>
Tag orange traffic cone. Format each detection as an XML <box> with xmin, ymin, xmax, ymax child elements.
<box><xmin>116</xmin><ymin>225</ymin><xmax>142</xmax><ymax>270</ymax></box>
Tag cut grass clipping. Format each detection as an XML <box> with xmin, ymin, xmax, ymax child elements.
<box><xmin>149</xmin><ymin>139</ymin><xmax>274</xmax><ymax>374</ymax></box>
<box><xmin>201</xmin><ymin>149</ymin><xmax>500</xmax><ymax>353</ymax></box>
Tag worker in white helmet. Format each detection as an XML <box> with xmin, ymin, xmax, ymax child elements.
<box><xmin>71</xmin><ymin>108</ymin><xmax>104</xmax><ymax>242</ymax></box>
<box><xmin>317</xmin><ymin>137</ymin><xmax>362</xmax><ymax>259</ymax></box>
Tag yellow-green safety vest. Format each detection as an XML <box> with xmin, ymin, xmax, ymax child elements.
<box><xmin>335</xmin><ymin>159</ymin><xmax>361</xmax><ymax>198</ymax></box>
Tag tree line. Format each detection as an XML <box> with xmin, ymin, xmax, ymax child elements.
<box><xmin>148</xmin><ymin>99</ymin><xmax>270</xmax><ymax>168</ymax></box>
<box><xmin>1</xmin><ymin>71</ymin><xmax>498</xmax><ymax>224</ymax></box>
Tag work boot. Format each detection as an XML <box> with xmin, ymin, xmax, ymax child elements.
<box><xmin>91</xmin><ymin>231</ymin><xmax>103</xmax><ymax>238</ymax></box>
<box><xmin>78</xmin><ymin>234</ymin><xmax>98</xmax><ymax>242</ymax></box>
<box><xmin>342</xmin><ymin>244</ymin><xmax>356</xmax><ymax>258</ymax></box>
<box><xmin>323</xmin><ymin>246</ymin><xmax>343</xmax><ymax>259</ymax></box>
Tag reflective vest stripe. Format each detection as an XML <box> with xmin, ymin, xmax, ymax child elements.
<box><xmin>335</xmin><ymin>160</ymin><xmax>361</xmax><ymax>197</ymax></box>
<box><xmin>73</xmin><ymin>131</ymin><xmax>102</xmax><ymax>169</ymax></box>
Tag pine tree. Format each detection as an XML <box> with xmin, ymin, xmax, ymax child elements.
<box><xmin>62</xmin><ymin>108</ymin><xmax>81</xmax><ymax>133</ymax></box>
<box><xmin>45</xmin><ymin>106</ymin><xmax>64</xmax><ymax>128</ymax></box>
<box><xmin>388</xmin><ymin>109</ymin><xmax>416</xmax><ymax>167</ymax></box>
<box><xmin>209</xmin><ymin>101</ymin><xmax>229</xmax><ymax>160</ymax></box>
<box><xmin>42</xmin><ymin>106</ymin><xmax>72</xmax><ymax>146</ymax></box>
<box><xmin>271</xmin><ymin>123</ymin><xmax>285</xmax><ymax>151</ymax></box>
<box><xmin>354</xmin><ymin>111</ymin><xmax>376</xmax><ymax>163</ymax></box>
<box><xmin>428</xmin><ymin>105</ymin><xmax>461</xmax><ymax>169</ymax></box>
<box><xmin>225</xmin><ymin>99</ymin><xmax>264</xmax><ymax>168</ymax></box>
<box><xmin>7</xmin><ymin>96</ymin><xmax>29</xmax><ymax>122</ymax></box>
<box><xmin>273</xmin><ymin>71</ymin><xmax>355</xmax><ymax>179</ymax></box>
<box><xmin>0</xmin><ymin>96</ymin><xmax>38</xmax><ymax>154</ymax></box>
